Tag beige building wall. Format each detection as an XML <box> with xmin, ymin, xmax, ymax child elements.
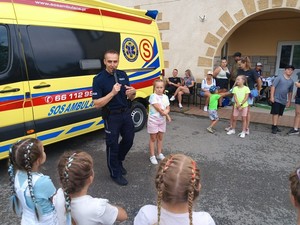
<box><xmin>103</xmin><ymin>0</ymin><xmax>300</xmax><ymax>80</ymax></box>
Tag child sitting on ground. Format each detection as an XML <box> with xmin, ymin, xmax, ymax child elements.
<box><xmin>289</xmin><ymin>166</ymin><xmax>300</xmax><ymax>225</ymax></box>
<box><xmin>206</xmin><ymin>85</ymin><xmax>231</xmax><ymax>134</ymax></box>
<box><xmin>8</xmin><ymin>138</ymin><xmax>58</xmax><ymax>225</ymax></box>
<box><xmin>134</xmin><ymin>153</ymin><xmax>216</xmax><ymax>225</ymax></box>
<box><xmin>55</xmin><ymin>151</ymin><xmax>128</xmax><ymax>225</ymax></box>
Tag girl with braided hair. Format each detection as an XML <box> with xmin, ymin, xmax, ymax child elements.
<box><xmin>289</xmin><ymin>167</ymin><xmax>300</xmax><ymax>225</ymax></box>
<box><xmin>8</xmin><ymin>138</ymin><xmax>58</xmax><ymax>225</ymax></box>
<box><xmin>55</xmin><ymin>151</ymin><xmax>128</xmax><ymax>225</ymax></box>
<box><xmin>134</xmin><ymin>153</ymin><xmax>215</xmax><ymax>225</ymax></box>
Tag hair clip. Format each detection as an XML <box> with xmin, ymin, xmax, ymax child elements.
<box><xmin>191</xmin><ymin>161</ymin><xmax>196</xmax><ymax>182</ymax></box>
<box><xmin>297</xmin><ymin>168</ymin><xmax>300</xmax><ymax>180</ymax></box>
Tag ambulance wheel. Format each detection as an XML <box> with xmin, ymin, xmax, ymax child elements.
<box><xmin>131</xmin><ymin>102</ymin><xmax>147</xmax><ymax>132</ymax></box>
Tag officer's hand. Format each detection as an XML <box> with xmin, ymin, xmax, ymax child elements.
<box><xmin>112</xmin><ymin>83</ymin><xmax>121</xmax><ymax>96</ymax></box>
<box><xmin>125</xmin><ymin>85</ymin><xmax>136</xmax><ymax>99</ymax></box>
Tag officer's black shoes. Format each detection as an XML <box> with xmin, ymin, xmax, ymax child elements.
<box><xmin>120</xmin><ymin>164</ymin><xmax>127</xmax><ymax>175</ymax></box>
<box><xmin>111</xmin><ymin>175</ymin><xmax>128</xmax><ymax>186</ymax></box>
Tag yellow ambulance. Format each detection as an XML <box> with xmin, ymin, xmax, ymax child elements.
<box><xmin>0</xmin><ymin>0</ymin><xmax>164</xmax><ymax>159</ymax></box>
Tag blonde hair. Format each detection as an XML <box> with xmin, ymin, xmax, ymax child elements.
<box><xmin>155</xmin><ymin>154</ymin><xmax>200</xmax><ymax>225</ymax></box>
<box><xmin>289</xmin><ymin>167</ymin><xmax>300</xmax><ymax>206</ymax></box>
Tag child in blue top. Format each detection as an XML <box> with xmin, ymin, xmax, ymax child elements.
<box><xmin>8</xmin><ymin>138</ymin><xmax>58</xmax><ymax>225</ymax></box>
<box><xmin>206</xmin><ymin>85</ymin><xmax>230</xmax><ymax>133</ymax></box>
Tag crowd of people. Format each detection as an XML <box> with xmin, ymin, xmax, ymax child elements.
<box><xmin>7</xmin><ymin>50</ymin><xmax>300</xmax><ymax>225</ymax></box>
<box><xmin>164</xmin><ymin>52</ymin><xmax>300</xmax><ymax>137</ymax></box>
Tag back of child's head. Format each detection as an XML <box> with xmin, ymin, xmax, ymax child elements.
<box><xmin>289</xmin><ymin>167</ymin><xmax>300</xmax><ymax>207</ymax></box>
<box><xmin>209</xmin><ymin>85</ymin><xmax>219</xmax><ymax>94</ymax></box>
<box><xmin>8</xmin><ymin>138</ymin><xmax>44</xmax><ymax>219</ymax></box>
<box><xmin>155</xmin><ymin>154</ymin><xmax>200</xmax><ymax>225</ymax></box>
<box><xmin>57</xmin><ymin>151</ymin><xmax>93</xmax><ymax>214</ymax></box>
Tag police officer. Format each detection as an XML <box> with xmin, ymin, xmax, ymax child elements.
<box><xmin>92</xmin><ymin>49</ymin><xmax>136</xmax><ymax>186</ymax></box>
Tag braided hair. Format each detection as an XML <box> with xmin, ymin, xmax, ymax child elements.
<box><xmin>8</xmin><ymin>138</ymin><xmax>44</xmax><ymax>220</ymax></box>
<box><xmin>155</xmin><ymin>154</ymin><xmax>200</xmax><ymax>225</ymax></box>
<box><xmin>57</xmin><ymin>151</ymin><xmax>94</xmax><ymax>225</ymax></box>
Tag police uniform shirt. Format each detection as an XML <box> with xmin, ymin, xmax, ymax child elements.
<box><xmin>92</xmin><ymin>69</ymin><xmax>130</xmax><ymax>110</ymax></box>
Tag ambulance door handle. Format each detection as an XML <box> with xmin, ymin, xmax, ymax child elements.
<box><xmin>33</xmin><ymin>84</ymin><xmax>51</xmax><ymax>89</ymax></box>
<box><xmin>0</xmin><ymin>88</ymin><xmax>20</xmax><ymax>93</ymax></box>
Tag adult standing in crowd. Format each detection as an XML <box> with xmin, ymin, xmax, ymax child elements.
<box><xmin>230</xmin><ymin>52</ymin><xmax>242</xmax><ymax>89</ymax></box>
<box><xmin>165</xmin><ymin>69</ymin><xmax>182</xmax><ymax>99</ymax></box>
<box><xmin>213</xmin><ymin>57</ymin><xmax>230</xmax><ymax>107</ymax></box>
<box><xmin>287</xmin><ymin>79</ymin><xmax>300</xmax><ymax>135</ymax></box>
<box><xmin>237</xmin><ymin>56</ymin><xmax>262</xmax><ymax>135</ymax></box>
<box><xmin>270</xmin><ymin>65</ymin><xmax>294</xmax><ymax>134</ymax></box>
<box><xmin>92</xmin><ymin>50</ymin><xmax>136</xmax><ymax>186</ymax></box>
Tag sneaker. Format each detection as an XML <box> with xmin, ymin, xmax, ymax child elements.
<box><xmin>204</xmin><ymin>106</ymin><xmax>208</xmax><ymax>112</ymax></box>
<box><xmin>206</xmin><ymin>127</ymin><xmax>214</xmax><ymax>133</ymax></box>
<box><xmin>157</xmin><ymin>153</ymin><xmax>165</xmax><ymax>160</ymax></box>
<box><xmin>287</xmin><ymin>128</ymin><xmax>299</xmax><ymax>135</ymax></box>
<box><xmin>227</xmin><ymin>129</ymin><xmax>236</xmax><ymax>135</ymax></box>
<box><xmin>245</xmin><ymin>128</ymin><xmax>250</xmax><ymax>135</ymax></box>
<box><xmin>111</xmin><ymin>175</ymin><xmax>128</xmax><ymax>186</ymax></box>
<box><xmin>150</xmin><ymin>156</ymin><xmax>158</xmax><ymax>165</ymax></box>
<box><xmin>239</xmin><ymin>132</ymin><xmax>246</xmax><ymax>138</ymax></box>
<box><xmin>225</xmin><ymin>126</ymin><xmax>232</xmax><ymax>131</ymax></box>
<box><xmin>178</xmin><ymin>103</ymin><xmax>183</xmax><ymax>108</ymax></box>
<box><xmin>170</xmin><ymin>96</ymin><xmax>175</xmax><ymax>101</ymax></box>
<box><xmin>276</xmin><ymin>126</ymin><xmax>281</xmax><ymax>132</ymax></box>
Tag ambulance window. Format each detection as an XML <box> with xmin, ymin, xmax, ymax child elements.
<box><xmin>27</xmin><ymin>26</ymin><xmax>120</xmax><ymax>78</ymax></box>
<box><xmin>0</xmin><ymin>26</ymin><xmax>9</xmax><ymax>73</ymax></box>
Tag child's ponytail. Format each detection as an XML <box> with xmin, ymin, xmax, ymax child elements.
<box><xmin>8</xmin><ymin>146</ymin><xmax>21</xmax><ymax>216</ymax></box>
<box><xmin>24</xmin><ymin>141</ymin><xmax>43</xmax><ymax>220</ymax></box>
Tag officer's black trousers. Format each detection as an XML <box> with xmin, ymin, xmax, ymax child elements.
<box><xmin>104</xmin><ymin>110</ymin><xmax>134</xmax><ymax>178</ymax></box>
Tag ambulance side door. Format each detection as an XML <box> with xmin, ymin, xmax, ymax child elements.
<box><xmin>0</xmin><ymin>22</ymin><xmax>30</xmax><ymax>158</ymax></box>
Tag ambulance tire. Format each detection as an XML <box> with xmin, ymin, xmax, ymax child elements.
<box><xmin>131</xmin><ymin>101</ymin><xmax>147</xmax><ymax>132</ymax></box>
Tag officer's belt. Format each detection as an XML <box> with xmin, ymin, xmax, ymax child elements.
<box><xmin>109</xmin><ymin>107</ymin><xmax>129</xmax><ymax>114</ymax></box>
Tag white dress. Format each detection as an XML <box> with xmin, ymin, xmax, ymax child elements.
<box><xmin>134</xmin><ymin>205</ymin><xmax>216</xmax><ymax>225</ymax></box>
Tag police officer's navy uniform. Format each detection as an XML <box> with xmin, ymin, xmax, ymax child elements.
<box><xmin>92</xmin><ymin>69</ymin><xmax>134</xmax><ymax>184</ymax></box>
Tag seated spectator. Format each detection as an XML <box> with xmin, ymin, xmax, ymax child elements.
<box><xmin>134</xmin><ymin>153</ymin><xmax>216</xmax><ymax>225</ymax></box>
<box><xmin>200</xmin><ymin>70</ymin><xmax>216</xmax><ymax>111</ymax></box>
<box><xmin>165</xmin><ymin>69</ymin><xmax>182</xmax><ymax>98</ymax></box>
<box><xmin>254</xmin><ymin>62</ymin><xmax>263</xmax><ymax>78</ymax></box>
<box><xmin>213</xmin><ymin>57</ymin><xmax>230</xmax><ymax>107</ymax></box>
<box><xmin>170</xmin><ymin>69</ymin><xmax>195</xmax><ymax>109</ymax></box>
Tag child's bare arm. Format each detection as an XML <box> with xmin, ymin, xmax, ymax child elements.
<box><xmin>152</xmin><ymin>103</ymin><xmax>167</xmax><ymax>116</ymax></box>
<box><xmin>115</xmin><ymin>206</ymin><xmax>128</xmax><ymax>222</ymax></box>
